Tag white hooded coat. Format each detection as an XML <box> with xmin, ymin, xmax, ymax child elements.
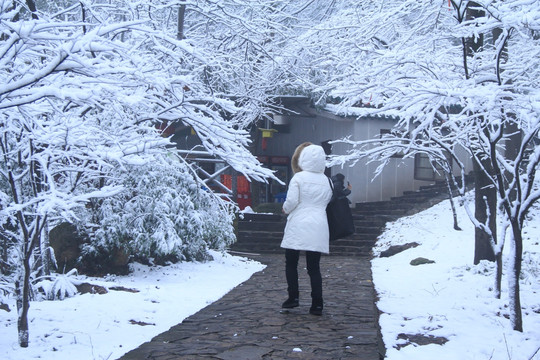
<box><xmin>280</xmin><ymin>145</ymin><xmax>333</xmax><ymax>254</ymax></box>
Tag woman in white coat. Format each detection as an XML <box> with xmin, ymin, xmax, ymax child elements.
<box><xmin>280</xmin><ymin>143</ymin><xmax>333</xmax><ymax>315</ymax></box>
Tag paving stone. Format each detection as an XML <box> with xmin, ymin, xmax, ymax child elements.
<box><xmin>119</xmin><ymin>254</ymin><xmax>384</xmax><ymax>360</ymax></box>
<box><xmin>217</xmin><ymin>345</ymin><xmax>272</xmax><ymax>360</ymax></box>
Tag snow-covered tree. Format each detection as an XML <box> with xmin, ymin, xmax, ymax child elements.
<box><xmin>0</xmin><ymin>104</ymin><xmax>146</xmax><ymax>347</ymax></box>
<box><xmin>288</xmin><ymin>0</ymin><xmax>540</xmax><ymax>332</ymax></box>
<box><xmin>1</xmin><ymin>0</ymin><xmax>293</xmax><ymax>347</ymax></box>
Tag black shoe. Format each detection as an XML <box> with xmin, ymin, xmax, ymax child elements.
<box><xmin>310</xmin><ymin>298</ymin><xmax>323</xmax><ymax>315</ymax></box>
<box><xmin>282</xmin><ymin>298</ymin><xmax>299</xmax><ymax>308</ymax></box>
<box><xmin>309</xmin><ymin>304</ymin><xmax>323</xmax><ymax>315</ymax></box>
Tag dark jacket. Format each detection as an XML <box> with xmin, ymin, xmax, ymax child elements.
<box><xmin>331</xmin><ymin>173</ymin><xmax>351</xmax><ymax>200</ymax></box>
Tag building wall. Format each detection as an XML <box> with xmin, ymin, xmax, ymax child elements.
<box><xmin>171</xmin><ymin>102</ymin><xmax>474</xmax><ymax>206</ymax></box>
<box><xmin>348</xmin><ymin>115</ymin><xmax>439</xmax><ymax>203</ymax></box>
<box><xmin>253</xmin><ymin>111</ymin><xmax>445</xmax><ymax>204</ymax></box>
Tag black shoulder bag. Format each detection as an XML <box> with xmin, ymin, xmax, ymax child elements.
<box><xmin>326</xmin><ymin>177</ymin><xmax>355</xmax><ymax>241</ymax></box>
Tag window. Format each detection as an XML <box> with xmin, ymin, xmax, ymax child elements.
<box><xmin>414</xmin><ymin>153</ymin><xmax>449</xmax><ymax>181</ymax></box>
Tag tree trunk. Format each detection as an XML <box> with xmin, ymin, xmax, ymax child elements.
<box><xmin>177</xmin><ymin>5</ymin><xmax>186</xmax><ymax>40</ymax></box>
<box><xmin>464</xmin><ymin>3</ymin><xmax>498</xmax><ymax>264</ymax></box>
<box><xmin>509</xmin><ymin>224</ymin><xmax>523</xmax><ymax>332</ymax></box>
<box><xmin>40</xmin><ymin>221</ymin><xmax>51</xmax><ymax>276</ymax></box>
<box><xmin>495</xmin><ymin>250</ymin><xmax>503</xmax><ymax>299</ymax></box>
<box><xmin>473</xmin><ymin>159</ymin><xmax>497</xmax><ymax>264</ymax></box>
<box><xmin>15</xmin><ymin>251</ymin><xmax>32</xmax><ymax>348</ymax></box>
<box><xmin>13</xmin><ymin>212</ymin><xmax>43</xmax><ymax>347</ymax></box>
<box><xmin>444</xmin><ymin>174</ymin><xmax>461</xmax><ymax>230</ymax></box>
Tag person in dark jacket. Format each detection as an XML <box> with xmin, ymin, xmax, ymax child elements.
<box><xmin>331</xmin><ymin>173</ymin><xmax>352</xmax><ymax>201</ymax></box>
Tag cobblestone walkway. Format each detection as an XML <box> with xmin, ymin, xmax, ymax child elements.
<box><xmin>119</xmin><ymin>253</ymin><xmax>384</xmax><ymax>360</ymax></box>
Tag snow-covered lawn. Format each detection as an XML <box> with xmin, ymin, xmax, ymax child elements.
<box><xmin>372</xmin><ymin>199</ymin><xmax>540</xmax><ymax>360</ymax></box>
<box><xmin>0</xmin><ymin>251</ymin><xmax>265</xmax><ymax>360</ymax></box>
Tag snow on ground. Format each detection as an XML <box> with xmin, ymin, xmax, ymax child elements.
<box><xmin>1</xmin><ymin>199</ymin><xmax>539</xmax><ymax>360</ymax></box>
<box><xmin>372</xmin><ymin>199</ymin><xmax>540</xmax><ymax>360</ymax></box>
<box><xmin>0</xmin><ymin>251</ymin><xmax>265</xmax><ymax>360</ymax></box>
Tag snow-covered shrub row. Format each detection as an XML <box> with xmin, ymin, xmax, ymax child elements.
<box><xmin>76</xmin><ymin>154</ymin><xmax>236</xmax><ymax>268</ymax></box>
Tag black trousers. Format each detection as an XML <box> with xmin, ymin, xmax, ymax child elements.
<box><xmin>285</xmin><ymin>249</ymin><xmax>322</xmax><ymax>302</ymax></box>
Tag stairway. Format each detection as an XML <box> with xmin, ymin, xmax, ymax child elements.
<box><xmin>230</xmin><ymin>180</ymin><xmax>462</xmax><ymax>257</ymax></box>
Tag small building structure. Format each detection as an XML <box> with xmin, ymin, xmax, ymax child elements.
<box><xmin>169</xmin><ymin>96</ymin><xmax>469</xmax><ymax>209</ymax></box>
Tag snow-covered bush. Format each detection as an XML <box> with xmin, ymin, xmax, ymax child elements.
<box><xmin>34</xmin><ymin>269</ymin><xmax>79</xmax><ymax>301</ymax></box>
<box><xmin>77</xmin><ymin>154</ymin><xmax>236</xmax><ymax>267</ymax></box>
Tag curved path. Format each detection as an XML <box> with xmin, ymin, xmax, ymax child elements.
<box><xmin>119</xmin><ymin>253</ymin><xmax>384</xmax><ymax>359</ymax></box>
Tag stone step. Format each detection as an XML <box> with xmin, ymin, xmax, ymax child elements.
<box><xmin>419</xmin><ymin>183</ymin><xmax>446</xmax><ymax>191</ymax></box>
<box><xmin>238</xmin><ymin>221</ymin><xmax>286</xmax><ymax>232</ymax></box>
<box><xmin>403</xmin><ymin>189</ymin><xmax>444</xmax><ymax>196</ymax></box>
<box><xmin>240</xmin><ymin>213</ymin><xmax>284</xmax><ymax>222</ymax></box>
<box><xmin>353</xmin><ymin>209</ymin><xmax>408</xmax><ymax>216</ymax></box>
<box><xmin>353</xmin><ymin>226</ymin><xmax>383</xmax><ymax>234</ymax></box>
<box><xmin>236</xmin><ymin>233</ymin><xmax>377</xmax><ymax>244</ymax></box>
<box><xmin>390</xmin><ymin>195</ymin><xmax>436</xmax><ymax>203</ymax></box>
<box><xmin>352</xmin><ymin>214</ymin><xmax>401</xmax><ymax>224</ymax></box>
<box><xmin>352</xmin><ymin>221</ymin><xmax>387</xmax><ymax>230</ymax></box>
<box><xmin>239</xmin><ymin>222</ymin><xmax>383</xmax><ymax>235</ymax></box>
<box><xmin>239</xmin><ymin>216</ymin><xmax>388</xmax><ymax>229</ymax></box>
<box><xmin>347</xmin><ymin>232</ymin><xmax>381</xmax><ymax>240</ymax></box>
<box><xmin>228</xmin><ymin>244</ymin><xmax>281</xmax><ymax>254</ymax></box>
<box><xmin>355</xmin><ymin>201</ymin><xmax>409</xmax><ymax>210</ymax></box>
<box><xmin>232</xmin><ymin>176</ymin><xmax>473</xmax><ymax>256</ymax></box>
<box><xmin>236</xmin><ymin>229</ymin><xmax>380</xmax><ymax>242</ymax></box>
<box><xmin>233</xmin><ymin>237</ymin><xmax>378</xmax><ymax>254</ymax></box>
<box><xmin>230</xmin><ymin>243</ymin><xmax>373</xmax><ymax>257</ymax></box>
<box><xmin>237</xmin><ymin>232</ymin><xmax>283</xmax><ymax>241</ymax></box>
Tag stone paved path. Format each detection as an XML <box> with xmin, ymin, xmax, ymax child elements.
<box><xmin>119</xmin><ymin>253</ymin><xmax>384</xmax><ymax>360</ymax></box>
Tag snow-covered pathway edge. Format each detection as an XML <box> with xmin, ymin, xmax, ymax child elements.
<box><xmin>371</xmin><ymin>200</ymin><xmax>540</xmax><ymax>360</ymax></box>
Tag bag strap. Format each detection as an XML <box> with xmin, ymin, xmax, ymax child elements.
<box><xmin>327</xmin><ymin>176</ymin><xmax>335</xmax><ymax>200</ymax></box>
